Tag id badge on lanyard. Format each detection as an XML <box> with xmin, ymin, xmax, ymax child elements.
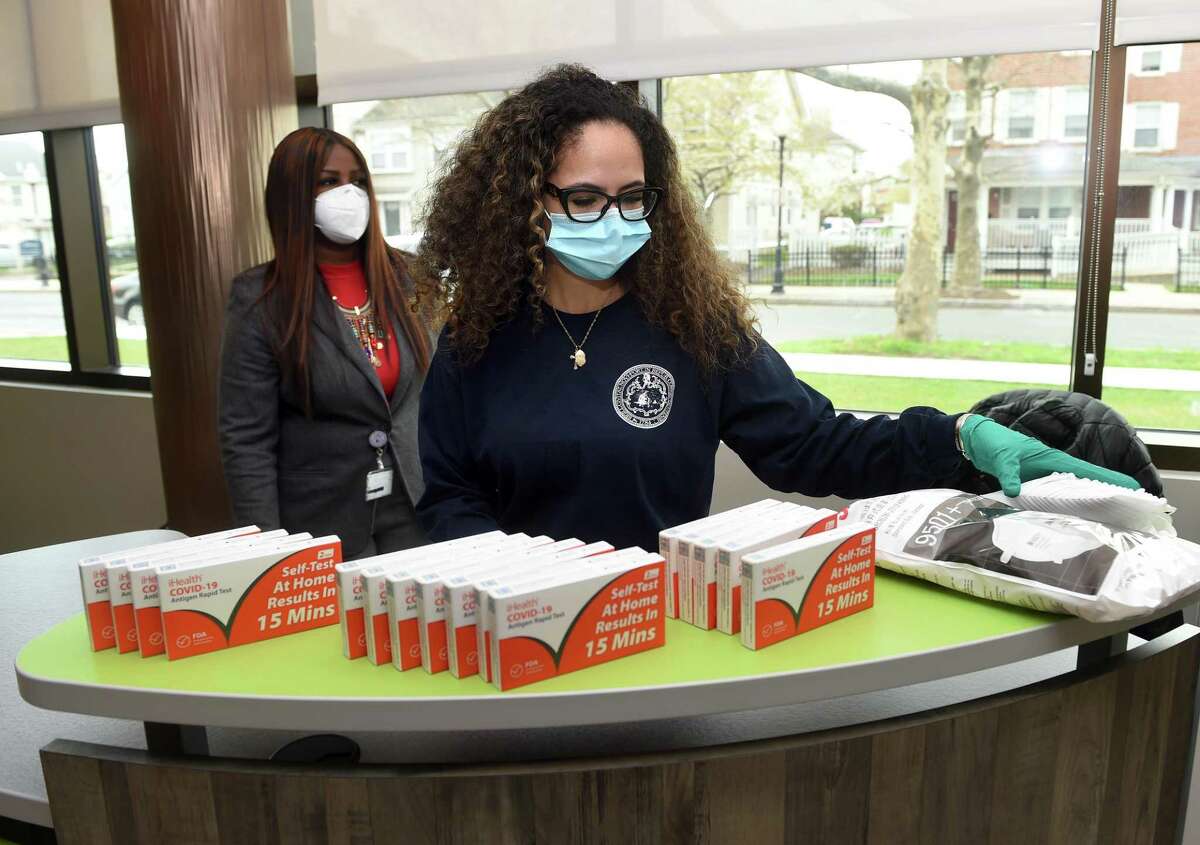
<box><xmin>366</xmin><ymin>433</ymin><xmax>393</xmax><ymax>502</ymax></box>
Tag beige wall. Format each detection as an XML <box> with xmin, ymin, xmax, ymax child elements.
<box><xmin>0</xmin><ymin>382</ymin><xmax>166</xmax><ymax>555</ymax></box>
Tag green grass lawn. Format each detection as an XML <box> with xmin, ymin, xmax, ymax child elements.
<box><xmin>795</xmin><ymin>371</ymin><xmax>1200</xmax><ymax>430</ymax></box>
<box><xmin>2</xmin><ymin>334</ymin><xmax>1195</xmax><ymax>429</ymax></box>
<box><xmin>0</xmin><ymin>336</ymin><xmax>148</xmax><ymax>366</ymax></box>
<box><xmin>778</xmin><ymin>335</ymin><xmax>1200</xmax><ymax>371</ymax></box>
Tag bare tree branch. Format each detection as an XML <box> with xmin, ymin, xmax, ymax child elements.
<box><xmin>793</xmin><ymin>67</ymin><xmax>912</xmax><ymax>110</ymax></box>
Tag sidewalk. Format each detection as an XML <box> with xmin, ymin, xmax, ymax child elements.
<box><xmin>0</xmin><ymin>277</ymin><xmax>60</xmax><ymax>293</ymax></box>
<box><xmin>747</xmin><ymin>282</ymin><xmax>1200</xmax><ymax>315</ymax></box>
<box><xmin>781</xmin><ymin>351</ymin><xmax>1200</xmax><ymax>391</ymax></box>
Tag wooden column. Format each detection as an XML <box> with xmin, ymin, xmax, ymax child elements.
<box><xmin>109</xmin><ymin>0</ymin><xmax>297</xmax><ymax>534</ymax></box>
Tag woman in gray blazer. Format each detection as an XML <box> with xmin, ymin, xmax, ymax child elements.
<box><xmin>219</xmin><ymin>127</ymin><xmax>435</xmax><ymax>559</ymax></box>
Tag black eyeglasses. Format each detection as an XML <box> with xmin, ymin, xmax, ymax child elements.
<box><xmin>545</xmin><ymin>182</ymin><xmax>663</xmax><ymax>223</ymax></box>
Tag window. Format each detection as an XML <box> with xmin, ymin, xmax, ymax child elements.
<box><xmin>1048</xmin><ymin>187</ymin><xmax>1080</xmax><ymax>219</ymax></box>
<box><xmin>382</xmin><ymin>200</ymin><xmax>401</xmax><ymax>235</ymax></box>
<box><xmin>365</xmin><ymin>128</ymin><xmax>413</xmax><ymax>173</ymax></box>
<box><xmin>1141</xmin><ymin>49</ymin><xmax>1162</xmax><ymax>73</ymax></box>
<box><xmin>331</xmin><ymin>91</ymin><xmax>505</xmax><ymax>253</ymax></box>
<box><xmin>378</xmin><ymin>198</ymin><xmax>412</xmax><ymax>240</ymax></box>
<box><xmin>1015</xmin><ymin>187</ymin><xmax>1042</xmax><ymax>219</ymax></box>
<box><xmin>1111</xmin><ymin>42</ymin><xmax>1199</xmax><ymax>432</ymax></box>
<box><xmin>0</xmin><ymin>131</ymin><xmax>66</xmax><ymax>364</ymax></box>
<box><xmin>1133</xmin><ymin>103</ymin><xmax>1161</xmax><ymax>149</ymax></box>
<box><xmin>948</xmin><ymin>92</ymin><xmax>966</xmax><ymax>144</ymax></box>
<box><xmin>1007</xmin><ymin>89</ymin><xmax>1037</xmax><ymax>140</ymax></box>
<box><xmin>663</xmin><ymin>53</ymin><xmax>1086</xmax><ymax>419</ymax></box>
<box><xmin>92</xmin><ymin>124</ymin><xmax>146</xmax><ymax>370</ymax></box>
<box><xmin>1063</xmin><ymin>87</ymin><xmax>1089</xmax><ymax>139</ymax></box>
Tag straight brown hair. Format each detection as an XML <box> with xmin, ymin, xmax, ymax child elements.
<box><xmin>261</xmin><ymin>127</ymin><xmax>431</xmax><ymax>406</ymax></box>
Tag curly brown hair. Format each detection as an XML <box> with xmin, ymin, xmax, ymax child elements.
<box><xmin>413</xmin><ymin>64</ymin><xmax>758</xmax><ymax>373</ymax></box>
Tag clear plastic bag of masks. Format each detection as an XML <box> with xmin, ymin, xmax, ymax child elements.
<box><xmin>844</xmin><ymin>489</ymin><xmax>1200</xmax><ymax>622</ymax></box>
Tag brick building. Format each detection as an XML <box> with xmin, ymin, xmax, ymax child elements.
<box><xmin>948</xmin><ymin>44</ymin><xmax>1200</xmax><ymax>268</ymax></box>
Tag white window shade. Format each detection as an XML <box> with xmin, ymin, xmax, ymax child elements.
<box><xmin>1116</xmin><ymin>1</ymin><xmax>1200</xmax><ymax>46</ymax></box>
<box><xmin>314</xmin><ymin>0</ymin><xmax>1100</xmax><ymax>105</ymax></box>
<box><xmin>0</xmin><ymin>0</ymin><xmax>121</xmax><ymax>134</ymax></box>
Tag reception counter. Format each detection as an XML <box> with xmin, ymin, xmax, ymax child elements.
<box><xmin>7</xmin><ymin>532</ymin><xmax>1199</xmax><ymax>843</ymax></box>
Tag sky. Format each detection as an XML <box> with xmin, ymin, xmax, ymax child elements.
<box><xmin>90</xmin><ymin>123</ymin><xmax>128</xmax><ymax>177</ymax></box>
<box><xmin>788</xmin><ymin>61</ymin><xmax>920</xmax><ymax>175</ymax></box>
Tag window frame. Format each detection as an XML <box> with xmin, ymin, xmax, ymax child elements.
<box><xmin>0</xmin><ymin>127</ymin><xmax>149</xmax><ymax>391</ymax></box>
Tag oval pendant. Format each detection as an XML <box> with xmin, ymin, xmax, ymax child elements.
<box><xmin>573</xmin><ymin>349</ymin><xmax>587</xmax><ymax>369</ymax></box>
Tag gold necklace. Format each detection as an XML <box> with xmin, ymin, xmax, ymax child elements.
<box><xmin>332</xmin><ymin>295</ymin><xmax>386</xmax><ymax>367</ymax></box>
<box><xmin>548</xmin><ymin>290</ymin><xmax>614</xmax><ymax>370</ymax></box>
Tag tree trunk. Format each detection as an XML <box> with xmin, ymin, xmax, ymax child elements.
<box><xmin>948</xmin><ymin>56</ymin><xmax>992</xmax><ymax>296</ymax></box>
<box><xmin>895</xmin><ymin>60</ymin><xmax>949</xmax><ymax>342</ymax></box>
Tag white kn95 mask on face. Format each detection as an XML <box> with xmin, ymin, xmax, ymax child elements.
<box><xmin>314</xmin><ymin>184</ymin><xmax>370</xmax><ymax>245</ymax></box>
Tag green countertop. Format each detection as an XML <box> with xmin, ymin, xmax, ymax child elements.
<box><xmin>18</xmin><ymin>572</ymin><xmax>1057</xmax><ymax>699</ymax></box>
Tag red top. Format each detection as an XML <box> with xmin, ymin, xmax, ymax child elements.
<box><xmin>319</xmin><ymin>261</ymin><xmax>401</xmax><ymax>398</ymax></box>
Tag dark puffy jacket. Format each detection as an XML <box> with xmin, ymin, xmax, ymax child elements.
<box><xmin>963</xmin><ymin>388</ymin><xmax>1163</xmax><ymax>496</ymax></box>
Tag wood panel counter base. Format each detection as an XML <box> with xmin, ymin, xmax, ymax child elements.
<box><xmin>40</xmin><ymin>626</ymin><xmax>1200</xmax><ymax>844</ymax></box>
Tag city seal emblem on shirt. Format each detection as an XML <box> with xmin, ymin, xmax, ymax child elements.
<box><xmin>612</xmin><ymin>364</ymin><xmax>675</xmax><ymax>429</ymax></box>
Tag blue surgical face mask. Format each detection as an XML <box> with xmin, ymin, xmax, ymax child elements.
<box><xmin>544</xmin><ymin>208</ymin><xmax>651</xmax><ymax>281</ymax></box>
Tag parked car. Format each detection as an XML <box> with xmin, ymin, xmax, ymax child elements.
<box><xmin>106</xmin><ymin>239</ymin><xmax>137</xmax><ymax>261</ymax></box>
<box><xmin>110</xmin><ymin>271</ymin><xmax>142</xmax><ymax>325</ymax></box>
<box><xmin>820</xmin><ymin>216</ymin><xmax>857</xmax><ymax>238</ymax></box>
<box><xmin>855</xmin><ymin>219</ymin><xmax>903</xmax><ymax>240</ymax></box>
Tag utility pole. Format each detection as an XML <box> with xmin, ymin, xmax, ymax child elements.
<box><xmin>773</xmin><ymin>133</ymin><xmax>787</xmax><ymax>294</ymax></box>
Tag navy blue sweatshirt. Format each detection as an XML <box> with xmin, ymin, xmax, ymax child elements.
<box><xmin>417</xmin><ymin>293</ymin><xmax>966</xmax><ymax>550</ymax></box>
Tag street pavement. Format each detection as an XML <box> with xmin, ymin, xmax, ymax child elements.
<box><xmin>3</xmin><ymin>281</ymin><xmax>1197</xmax><ymax>392</ymax></box>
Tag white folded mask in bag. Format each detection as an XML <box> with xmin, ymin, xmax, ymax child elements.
<box><xmin>845</xmin><ymin>488</ymin><xmax>1199</xmax><ymax>622</ymax></box>
<box><xmin>989</xmin><ymin>473</ymin><xmax>1175</xmax><ymax>538</ymax></box>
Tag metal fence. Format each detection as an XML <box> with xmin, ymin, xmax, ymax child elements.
<box><xmin>745</xmin><ymin>243</ymin><xmax>1128</xmax><ymax>290</ymax></box>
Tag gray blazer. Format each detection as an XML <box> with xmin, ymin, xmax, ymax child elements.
<box><xmin>218</xmin><ymin>263</ymin><xmax>431</xmax><ymax>558</ymax></box>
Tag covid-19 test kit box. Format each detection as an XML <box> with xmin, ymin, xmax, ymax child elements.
<box><xmin>686</xmin><ymin>501</ymin><xmax>801</xmax><ymax>630</ymax></box>
<box><xmin>343</xmin><ymin>530</ymin><xmax>508</xmax><ymax>664</ymax></box>
<box><xmin>77</xmin><ymin>525</ymin><xmax>260</xmax><ymax>652</ymax></box>
<box><xmin>488</xmin><ymin>550</ymin><xmax>666</xmax><ymax>691</ymax></box>
<box><xmin>714</xmin><ymin>507</ymin><xmax>839</xmax><ymax>635</ymax></box>
<box><xmin>441</xmin><ymin>538</ymin><xmax>594</xmax><ymax>678</ymax></box>
<box><xmin>413</xmin><ymin>535</ymin><xmax>554</xmax><ymax>674</ymax></box>
<box><xmin>156</xmin><ymin>535</ymin><xmax>342</xmax><ymax>660</ymax></box>
<box><xmin>740</xmin><ymin>523</ymin><xmax>875</xmax><ymax>651</ymax></box>
<box><xmin>126</xmin><ymin>530</ymin><xmax>297</xmax><ymax>657</ymax></box>
<box><xmin>465</xmin><ymin>541</ymin><xmax>614</xmax><ymax>682</ymax></box>
<box><xmin>377</xmin><ymin>534</ymin><xmax>544</xmax><ymax>671</ymax></box>
<box><xmin>659</xmin><ymin>499</ymin><xmax>779</xmax><ymax>624</ymax></box>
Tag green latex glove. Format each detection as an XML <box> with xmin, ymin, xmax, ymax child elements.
<box><xmin>958</xmin><ymin>414</ymin><xmax>1141</xmax><ymax>497</ymax></box>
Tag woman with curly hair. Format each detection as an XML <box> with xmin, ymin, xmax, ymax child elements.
<box><xmin>413</xmin><ymin>65</ymin><xmax>1136</xmax><ymax>551</ymax></box>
